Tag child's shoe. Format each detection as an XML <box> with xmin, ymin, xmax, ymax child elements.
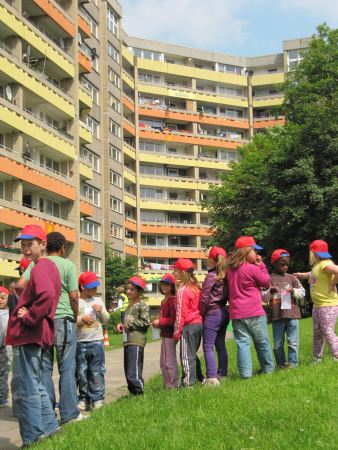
<box><xmin>92</xmin><ymin>400</ymin><xmax>104</xmax><ymax>410</ymax></box>
<box><xmin>204</xmin><ymin>378</ymin><xmax>220</xmax><ymax>387</ymax></box>
<box><xmin>0</xmin><ymin>399</ymin><xmax>8</xmax><ymax>408</ymax></box>
<box><xmin>78</xmin><ymin>400</ymin><xmax>90</xmax><ymax>411</ymax></box>
<box><xmin>312</xmin><ymin>357</ymin><xmax>322</xmax><ymax>365</ymax></box>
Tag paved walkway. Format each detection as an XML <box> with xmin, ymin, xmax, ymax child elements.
<box><xmin>0</xmin><ymin>339</ymin><xmax>162</xmax><ymax>449</ymax></box>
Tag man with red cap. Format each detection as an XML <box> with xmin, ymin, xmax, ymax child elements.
<box><xmin>6</xmin><ymin>225</ymin><xmax>61</xmax><ymax>446</ymax></box>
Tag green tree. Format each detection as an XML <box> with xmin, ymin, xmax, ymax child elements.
<box><xmin>105</xmin><ymin>243</ymin><xmax>138</xmax><ymax>305</ymax></box>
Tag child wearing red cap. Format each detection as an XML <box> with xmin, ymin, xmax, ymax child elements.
<box><xmin>200</xmin><ymin>247</ymin><xmax>229</xmax><ymax>386</ymax></box>
<box><xmin>76</xmin><ymin>272</ymin><xmax>110</xmax><ymax>410</ymax></box>
<box><xmin>226</xmin><ymin>236</ymin><xmax>274</xmax><ymax>378</ymax></box>
<box><xmin>173</xmin><ymin>259</ymin><xmax>204</xmax><ymax>386</ymax></box>
<box><xmin>152</xmin><ymin>274</ymin><xmax>179</xmax><ymax>388</ymax></box>
<box><xmin>0</xmin><ymin>287</ymin><xmax>10</xmax><ymax>407</ymax></box>
<box><xmin>117</xmin><ymin>276</ymin><xmax>150</xmax><ymax>395</ymax></box>
<box><xmin>263</xmin><ymin>249</ymin><xmax>305</xmax><ymax>369</ymax></box>
<box><xmin>294</xmin><ymin>240</ymin><xmax>338</xmax><ymax>362</ymax></box>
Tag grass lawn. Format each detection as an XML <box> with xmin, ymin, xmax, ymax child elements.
<box><xmin>104</xmin><ymin>328</ymin><xmax>155</xmax><ymax>351</ymax></box>
<box><xmin>38</xmin><ymin>318</ymin><xmax>338</xmax><ymax>450</ymax></box>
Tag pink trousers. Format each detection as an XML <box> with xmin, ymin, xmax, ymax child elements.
<box><xmin>160</xmin><ymin>337</ymin><xmax>179</xmax><ymax>388</ymax></box>
<box><xmin>313</xmin><ymin>306</ymin><xmax>338</xmax><ymax>359</ymax></box>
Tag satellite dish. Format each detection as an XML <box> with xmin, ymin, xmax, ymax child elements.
<box><xmin>5</xmin><ymin>85</ymin><xmax>13</xmax><ymax>102</ymax></box>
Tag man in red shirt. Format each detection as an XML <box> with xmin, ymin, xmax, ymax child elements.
<box><xmin>7</xmin><ymin>225</ymin><xmax>61</xmax><ymax>447</ymax></box>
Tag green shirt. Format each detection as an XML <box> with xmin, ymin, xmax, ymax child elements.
<box><xmin>124</xmin><ymin>300</ymin><xmax>150</xmax><ymax>347</ymax></box>
<box><xmin>23</xmin><ymin>256</ymin><xmax>78</xmax><ymax>319</ymax></box>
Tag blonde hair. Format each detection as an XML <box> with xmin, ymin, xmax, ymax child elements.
<box><xmin>226</xmin><ymin>247</ymin><xmax>253</xmax><ymax>269</ymax></box>
<box><xmin>214</xmin><ymin>255</ymin><xmax>227</xmax><ymax>281</ymax></box>
<box><xmin>176</xmin><ymin>271</ymin><xmax>200</xmax><ymax>291</ymax></box>
<box><xmin>309</xmin><ymin>250</ymin><xmax>321</xmax><ymax>266</ymax></box>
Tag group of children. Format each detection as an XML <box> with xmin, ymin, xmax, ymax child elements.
<box><xmin>0</xmin><ymin>223</ymin><xmax>337</xmax><ymax>447</ymax></box>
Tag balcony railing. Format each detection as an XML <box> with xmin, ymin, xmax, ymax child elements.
<box><xmin>23</xmin><ymin>108</ymin><xmax>73</xmax><ymax>140</ymax></box>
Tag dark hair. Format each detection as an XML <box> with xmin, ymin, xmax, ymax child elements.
<box><xmin>127</xmin><ymin>282</ymin><xmax>143</xmax><ymax>292</ymax></box>
<box><xmin>47</xmin><ymin>232</ymin><xmax>66</xmax><ymax>253</ymax></box>
<box><xmin>159</xmin><ymin>282</ymin><xmax>176</xmax><ymax>295</ymax></box>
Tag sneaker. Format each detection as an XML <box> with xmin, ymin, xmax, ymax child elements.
<box><xmin>92</xmin><ymin>400</ymin><xmax>104</xmax><ymax>410</ymax></box>
<box><xmin>203</xmin><ymin>378</ymin><xmax>220</xmax><ymax>387</ymax></box>
<box><xmin>78</xmin><ymin>400</ymin><xmax>89</xmax><ymax>411</ymax></box>
<box><xmin>312</xmin><ymin>357</ymin><xmax>323</xmax><ymax>365</ymax></box>
<box><xmin>0</xmin><ymin>399</ymin><xmax>8</xmax><ymax>408</ymax></box>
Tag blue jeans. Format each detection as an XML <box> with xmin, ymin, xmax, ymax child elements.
<box><xmin>272</xmin><ymin>319</ymin><xmax>299</xmax><ymax>367</ymax></box>
<box><xmin>12</xmin><ymin>345</ymin><xmax>59</xmax><ymax>446</ymax></box>
<box><xmin>76</xmin><ymin>340</ymin><xmax>105</xmax><ymax>402</ymax></box>
<box><xmin>203</xmin><ymin>308</ymin><xmax>229</xmax><ymax>378</ymax></box>
<box><xmin>42</xmin><ymin>318</ymin><xmax>79</xmax><ymax>423</ymax></box>
<box><xmin>233</xmin><ymin>316</ymin><xmax>275</xmax><ymax>378</ymax></box>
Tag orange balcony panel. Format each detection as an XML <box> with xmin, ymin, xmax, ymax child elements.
<box><xmin>123</xmin><ymin>96</ymin><xmax>135</xmax><ymax>112</ymax></box>
<box><xmin>78</xmin><ymin>15</ymin><xmax>91</xmax><ymax>38</ymax></box>
<box><xmin>78</xmin><ymin>51</ymin><xmax>92</xmax><ymax>73</ymax></box>
<box><xmin>0</xmin><ymin>207</ymin><xmax>75</xmax><ymax>242</ymax></box>
<box><xmin>80</xmin><ymin>200</ymin><xmax>93</xmax><ymax>217</ymax></box>
<box><xmin>80</xmin><ymin>238</ymin><xmax>93</xmax><ymax>254</ymax></box>
<box><xmin>139</xmin><ymin>129</ymin><xmax>240</xmax><ymax>149</ymax></box>
<box><xmin>125</xmin><ymin>245</ymin><xmax>137</xmax><ymax>256</ymax></box>
<box><xmin>32</xmin><ymin>0</ymin><xmax>75</xmax><ymax>37</ymax></box>
<box><xmin>141</xmin><ymin>248</ymin><xmax>206</xmax><ymax>259</ymax></box>
<box><xmin>138</xmin><ymin>107</ymin><xmax>249</xmax><ymax>129</ymax></box>
<box><xmin>125</xmin><ymin>219</ymin><xmax>137</xmax><ymax>232</ymax></box>
<box><xmin>140</xmin><ymin>224</ymin><xmax>212</xmax><ymax>236</ymax></box>
<box><xmin>123</xmin><ymin>120</ymin><xmax>136</xmax><ymax>136</ymax></box>
<box><xmin>254</xmin><ymin>118</ymin><xmax>285</xmax><ymax>129</ymax></box>
<box><xmin>0</xmin><ymin>156</ymin><xmax>75</xmax><ymax>200</ymax></box>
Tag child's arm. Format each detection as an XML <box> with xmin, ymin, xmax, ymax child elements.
<box><xmin>291</xmin><ymin>276</ymin><xmax>306</xmax><ymax>299</ymax></box>
<box><xmin>262</xmin><ymin>288</ymin><xmax>273</xmax><ymax>302</ymax></box>
<box><xmin>252</xmin><ymin>263</ymin><xmax>270</xmax><ymax>289</ymax></box>
<box><xmin>125</xmin><ymin>303</ymin><xmax>150</xmax><ymax>330</ymax></box>
<box><xmin>93</xmin><ymin>300</ymin><xmax>110</xmax><ymax>324</ymax></box>
<box><xmin>323</xmin><ymin>263</ymin><xmax>338</xmax><ymax>292</ymax></box>
<box><xmin>173</xmin><ymin>287</ymin><xmax>187</xmax><ymax>341</ymax></box>
<box><xmin>199</xmin><ymin>274</ymin><xmax>214</xmax><ymax>316</ymax></box>
<box><xmin>293</xmin><ymin>272</ymin><xmax>311</xmax><ymax>281</ymax></box>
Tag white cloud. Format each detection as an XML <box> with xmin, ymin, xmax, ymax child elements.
<box><xmin>121</xmin><ymin>0</ymin><xmax>252</xmax><ymax>53</ymax></box>
<box><xmin>280</xmin><ymin>0</ymin><xmax>338</xmax><ymax>21</ymax></box>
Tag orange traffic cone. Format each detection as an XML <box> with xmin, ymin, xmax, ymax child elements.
<box><xmin>103</xmin><ymin>328</ymin><xmax>110</xmax><ymax>347</ymax></box>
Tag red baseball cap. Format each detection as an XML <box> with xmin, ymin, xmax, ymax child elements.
<box><xmin>128</xmin><ymin>275</ymin><xmax>146</xmax><ymax>290</ymax></box>
<box><xmin>208</xmin><ymin>246</ymin><xmax>227</xmax><ymax>261</ymax></box>
<box><xmin>309</xmin><ymin>240</ymin><xmax>332</xmax><ymax>259</ymax></box>
<box><xmin>78</xmin><ymin>272</ymin><xmax>100</xmax><ymax>289</ymax></box>
<box><xmin>271</xmin><ymin>249</ymin><xmax>290</xmax><ymax>264</ymax></box>
<box><xmin>14</xmin><ymin>224</ymin><xmax>47</xmax><ymax>242</ymax></box>
<box><xmin>15</xmin><ymin>256</ymin><xmax>31</xmax><ymax>271</ymax></box>
<box><xmin>0</xmin><ymin>286</ymin><xmax>9</xmax><ymax>296</ymax></box>
<box><xmin>235</xmin><ymin>236</ymin><xmax>263</xmax><ymax>250</ymax></box>
<box><xmin>160</xmin><ymin>273</ymin><xmax>176</xmax><ymax>285</ymax></box>
<box><xmin>173</xmin><ymin>258</ymin><xmax>195</xmax><ymax>272</ymax></box>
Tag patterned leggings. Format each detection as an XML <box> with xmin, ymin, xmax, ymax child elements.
<box><xmin>313</xmin><ymin>306</ymin><xmax>338</xmax><ymax>359</ymax></box>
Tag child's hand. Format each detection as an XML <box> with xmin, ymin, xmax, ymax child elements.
<box><xmin>92</xmin><ymin>304</ymin><xmax>102</xmax><ymax>313</ymax></box>
<box><xmin>270</xmin><ymin>286</ymin><xmax>278</xmax><ymax>294</ymax></box>
<box><xmin>116</xmin><ymin>323</ymin><xmax>124</xmax><ymax>333</ymax></box>
<box><xmin>152</xmin><ymin>319</ymin><xmax>160</xmax><ymax>328</ymax></box>
<box><xmin>82</xmin><ymin>314</ymin><xmax>95</xmax><ymax>325</ymax></box>
<box><xmin>293</xmin><ymin>272</ymin><xmax>303</xmax><ymax>280</ymax></box>
<box><xmin>255</xmin><ymin>254</ymin><xmax>263</xmax><ymax>266</ymax></box>
<box><xmin>17</xmin><ymin>307</ymin><xmax>28</xmax><ymax>319</ymax></box>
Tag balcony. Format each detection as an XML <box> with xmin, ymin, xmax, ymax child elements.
<box><xmin>23</xmin><ymin>108</ymin><xmax>73</xmax><ymax>141</ymax></box>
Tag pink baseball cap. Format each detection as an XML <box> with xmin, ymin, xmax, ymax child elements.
<box><xmin>235</xmin><ymin>236</ymin><xmax>263</xmax><ymax>250</ymax></box>
<box><xmin>128</xmin><ymin>275</ymin><xmax>146</xmax><ymax>290</ymax></box>
<box><xmin>160</xmin><ymin>273</ymin><xmax>176</xmax><ymax>285</ymax></box>
<box><xmin>174</xmin><ymin>258</ymin><xmax>195</xmax><ymax>272</ymax></box>
<box><xmin>0</xmin><ymin>286</ymin><xmax>9</xmax><ymax>295</ymax></box>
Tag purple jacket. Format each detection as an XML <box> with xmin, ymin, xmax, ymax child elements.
<box><xmin>200</xmin><ymin>268</ymin><xmax>227</xmax><ymax>316</ymax></box>
<box><xmin>227</xmin><ymin>262</ymin><xmax>270</xmax><ymax>320</ymax></box>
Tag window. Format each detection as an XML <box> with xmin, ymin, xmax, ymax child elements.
<box><xmin>81</xmin><ymin>183</ymin><xmax>100</xmax><ymax>206</ymax></box>
<box><xmin>217</xmin><ymin>63</ymin><xmax>242</xmax><ymax>75</ymax></box>
<box><xmin>109</xmin><ymin>119</ymin><xmax>121</xmax><ymax>137</ymax></box>
<box><xmin>81</xmin><ymin>219</ymin><xmax>100</xmax><ymax>241</ymax></box>
<box><xmin>86</xmin><ymin>115</ymin><xmax>100</xmax><ymax>139</ymax></box>
<box><xmin>139</xmin><ymin>141</ymin><xmax>163</xmax><ymax>153</ymax></box>
<box><xmin>110</xmin><ymin>145</ymin><xmax>121</xmax><ymax>162</ymax></box>
<box><xmin>110</xmin><ymin>196</ymin><xmax>122</xmax><ymax>213</ymax></box>
<box><xmin>140</xmin><ymin>188</ymin><xmax>163</xmax><ymax>199</ymax></box>
<box><xmin>141</xmin><ymin>235</ymin><xmax>165</xmax><ymax>246</ymax></box>
<box><xmin>109</xmin><ymin>93</ymin><xmax>120</xmax><ymax>112</ymax></box>
<box><xmin>107</xmin><ymin>7</ymin><xmax>119</xmax><ymax>37</ymax></box>
<box><xmin>108</xmin><ymin>68</ymin><xmax>120</xmax><ymax>88</ymax></box>
<box><xmin>38</xmin><ymin>197</ymin><xmax>60</xmax><ymax>218</ymax></box>
<box><xmin>218</xmin><ymin>150</ymin><xmax>239</xmax><ymax>161</ymax></box>
<box><xmin>110</xmin><ymin>170</ymin><xmax>122</xmax><ymax>188</ymax></box>
<box><xmin>92</xmin><ymin>55</ymin><xmax>99</xmax><ymax>72</ymax></box>
<box><xmin>108</xmin><ymin>42</ymin><xmax>120</xmax><ymax>62</ymax></box>
<box><xmin>219</xmin><ymin>107</ymin><xmax>243</xmax><ymax>118</ymax></box>
<box><xmin>81</xmin><ymin>78</ymin><xmax>99</xmax><ymax>105</ymax></box>
<box><xmin>138</xmin><ymin>72</ymin><xmax>161</xmax><ymax>84</ymax></box>
<box><xmin>80</xmin><ymin>9</ymin><xmax>98</xmax><ymax>38</ymax></box>
<box><xmin>133</xmin><ymin>48</ymin><xmax>163</xmax><ymax>61</ymax></box>
<box><xmin>140</xmin><ymin>211</ymin><xmax>165</xmax><ymax>222</ymax></box>
<box><xmin>140</xmin><ymin>165</ymin><xmax>164</xmax><ymax>176</ymax></box>
<box><xmin>82</xmin><ymin>256</ymin><xmax>100</xmax><ymax>276</ymax></box>
<box><xmin>110</xmin><ymin>222</ymin><xmax>123</xmax><ymax>239</ymax></box>
<box><xmin>39</xmin><ymin>154</ymin><xmax>61</xmax><ymax>174</ymax></box>
<box><xmin>287</xmin><ymin>49</ymin><xmax>306</xmax><ymax>70</ymax></box>
<box><xmin>80</xmin><ymin>147</ymin><xmax>100</xmax><ymax>173</ymax></box>
<box><xmin>219</xmin><ymin>86</ymin><xmax>243</xmax><ymax>97</ymax></box>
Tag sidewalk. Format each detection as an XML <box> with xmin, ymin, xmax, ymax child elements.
<box><xmin>0</xmin><ymin>339</ymin><xmax>162</xmax><ymax>450</ymax></box>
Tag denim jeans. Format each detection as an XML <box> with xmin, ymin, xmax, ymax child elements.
<box><xmin>272</xmin><ymin>319</ymin><xmax>299</xmax><ymax>367</ymax></box>
<box><xmin>12</xmin><ymin>345</ymin><xmax>59</xmax><ymax>446</ymax></box>
<box><xmin>76</xmin><ymin>340</ymin><xmax>105</xmax><ymax>402</ymax></box>
<box><xmin>233</xmin><ymin>316</ymin><xmax>275</xmax><ymax>378</ymax></box>
<box><xmin>42</xmin><ymin>318</ymin><xmax>79</xmax><ymax>423</ymax></box>
<box><xmin>203</xmin><ymin>308</ymin><xmax>229</xmax><ymax>378</ymax></box>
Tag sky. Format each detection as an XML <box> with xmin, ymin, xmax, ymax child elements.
<box><xmin>121</xmin><ymin>0</ymin><xmax>338</xmax><ymax>57</ymax></box>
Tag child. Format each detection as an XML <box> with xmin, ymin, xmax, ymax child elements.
<box><xmin>7</xmin><ymin>224</ymin><xmax>61</xmax><ymax>447</ymax></box>
<box><xmin>173</xmin><ymin>258</ymin><xmax>204</xmax><ymax>386</ymax></box>
<box><xmin>117</xmin><ymin>276</ymin><xmax>150</xmax><ymax>395</ymax></box>
<box><xmin>76</xmin><ymin>272</ymin><xmax>110</xmax><ymax>410</ymax></box>
<box><xmin>200</xmin><ymin>247</ymin><xmax>229</xmax><ymax>386</ymax></box>
<box><xmin>263</xmin><ymin>249</ymin><xmax>305</xmax><ymax>369</ymax></box>
<box><xmin>226</xmin><ymin>236</ymin><xmax>274</xmax><ymax>379</ymax></box>
<box><xmin>152</xmin><ymin>274</ymin><xmax>179</xmax><ymax>389</ymax></box>
<box><xmin>113</xmin><ymin>286</ymin><xmax>129</xmax><ymax>322</ymax></box>
<box><xmin>0</xmin><ymin>287</ymin><xmax>10</xmax><ymax>408</ymax></box>
<box><xmin>294</xmin><ymin>240</ymin><xmax>338</xmax><ymax>362</ymax></box>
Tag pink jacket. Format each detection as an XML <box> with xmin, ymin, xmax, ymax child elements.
<box><xmin>173</xmin><ymin>286</ymin><xmax>202</xmax><ymax>340</ymax></box>
<box><xmin>227</xmin><ymin>262</ymin><xmax>270</xmax><ymax>320</ymax></box>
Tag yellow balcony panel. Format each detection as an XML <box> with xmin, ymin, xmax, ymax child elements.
<box><xmin>123</xmin><ymin>143</ymin><xmax>136</xmax><ymax>160</ymax></box>
<box><xmin>137</xmin><ymin>59</ymin><xmax>247</xmax><ymax>86</ymax></box>
<box><xmin>140</xmin><ymin>200</ymin><xmax>202</xmax><ymax>213</ymax></box>
<box><xmin>79</xmin><ymin>87</ymin><xmax>93</xmax><ymax>109</ymax></box>
<box><xmin>79</xmin><ymin>162</ymin><xmax>93</xmax><ymax>180</ymax></box>
<box><xmin>0</xmin><ymin>5</ymin><xmax>74</xmax><ymax>78</ymax></box>
<box><xmin>194</xmin><ymin>92</ymin><xmax>248</xmax><ymax>108</ymax></box>
<box><xmin>124</xmin><ymin>169</ymin><xmax>136</xmax><ymax>184</ymax></box>
<box><xmin>124</xmin><ymin>193</ymin><xmax>137</xmax><ymax>208</ymax></box>
<box><xmin>0</xmin><ymin>105</ymin><xmax>75</xmax><ymax>159</ymax></box>
<box><xmin>122</xmin><ymin>70</ymin><xmax>135</xmax><ymax>89</ymax></box>
<box><xmin>140</xmin><ymin>176</ymin><xmax>199</xmax><ymax>190</ymax></box>
<box><xmin>0</xmin><ymin>56</ymin><xmax>75</xmax><ymax>118</ymax></box>
<box><xmin>252</xmin><ymin>73</ymin><xmax>285</xmax><ymax>87</ymax></box>
<box><xmin>196</xmin><ymin>160</ymin><xmax>230</xmax><ymax>171</ymax></box>
<box><xmin>253</xmin><ymin>97</ymin><xmax>284</xmax><ymax>108</ymax></box>
<box><xmin>0</xmin><ymin>259</ymin><xmax>19</xmax><ymax>279</ymax></box>
<box><xmin>79</xmin><ymin>122</ymin><xmax>93</xmax><ymax>144</ymax></box>
<box><xmin>122</xmin><ymin>46</ymin><xmax>134</xmax><ymax>66</ymax></box>
<box><xmin>140</xmin><ymin>152</ymin><xmax>196</xmax><ymax>167</ymax></box>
